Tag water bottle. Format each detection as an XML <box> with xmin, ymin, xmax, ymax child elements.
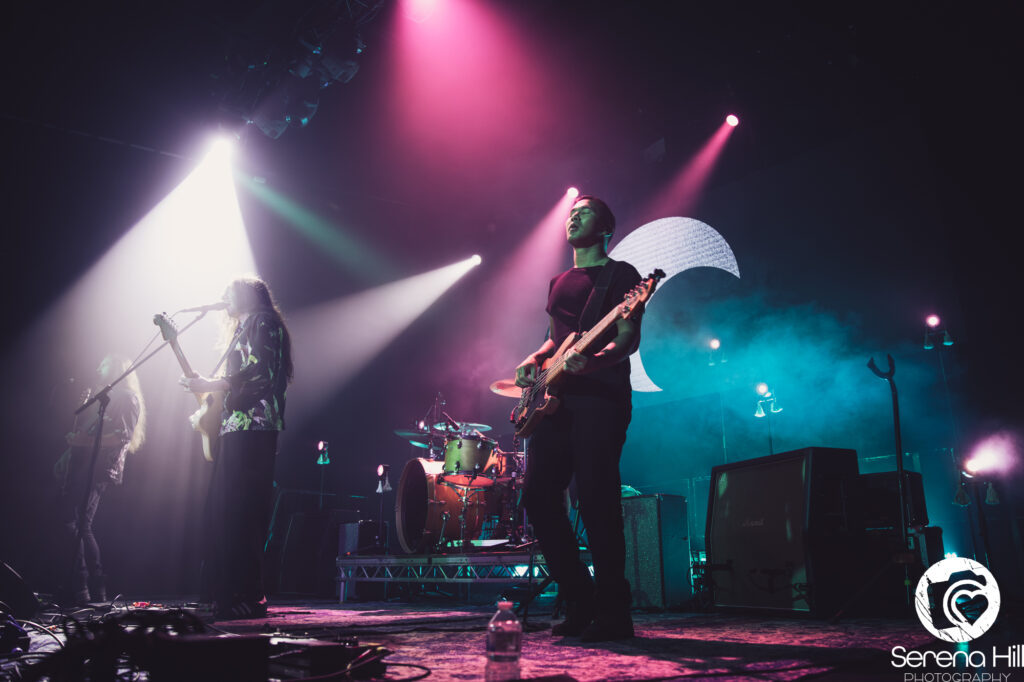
<box><xmin>486</xmin><ymin>600</ymin><xmax>523</xmax><ymax>663</ymax></box>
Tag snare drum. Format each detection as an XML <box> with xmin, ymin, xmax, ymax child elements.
<box><xmin>442</xmin><ymin>434</ymin><xmax>503</xmax><ymax>485</ymax></box>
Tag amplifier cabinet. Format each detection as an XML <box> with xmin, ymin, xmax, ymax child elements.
<box><xmin>705</xmin><ymin>447</ymin><xmax>860</xmax><ymax>615</ymax></box>
<box><xmin>623</xmin><ymin>494</ymin><xmax>691</xmax><ymax>608</ymax></box>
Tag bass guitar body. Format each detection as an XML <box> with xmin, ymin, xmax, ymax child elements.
<box><xmin>511</xmin><ymin>332</ymin><xmax>578</xmax><ymax>438</ymax></box>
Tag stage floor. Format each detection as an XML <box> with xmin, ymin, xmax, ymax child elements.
<box><xmin>207</xmin><ymin>596</ymin><xmax>934</xmax><ymax>681</ymax></box>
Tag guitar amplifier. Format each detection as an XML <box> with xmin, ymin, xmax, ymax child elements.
<box><xmin>706</xmin><ymin>447</ymin><xmax>860</xmax><ymax>615</ymax></box>
<box><xmin>623</xmin><ymin>494</ymin><xmax>691</xmax><ymax>608</ymax></box>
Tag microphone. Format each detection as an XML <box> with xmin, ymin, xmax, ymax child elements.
<box><xmin>441</xmin><ymin>411</ymin><xmax>462</xmax><ymax>432</ymax></box>
<box><xmin>180</xmin><ymin>301</ymin><xmax>228</xmax><ymax>313</ymax></box>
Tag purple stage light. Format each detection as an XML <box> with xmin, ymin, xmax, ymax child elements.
<box><xmin>726</xmin><ymin>114</ymin><xmax>739</xmax><ymax>127</ymax></box>
<box><xmin>926</xmin><ymin>314</ymin><xmax>941</xmax><ymax>328</ymax></box>
<box><xmin>566</xmin><ymin>186</ymin><xmax>579</xmax><ymax>199</ymax></box>
<box><xmin>404</xmin><ymin>0</ymin><xmax>439</xmax><ymax>23</ymax></box>
<box><xmin>964</xmin><ymin>432</ymin><xmax>1018</xmax><ymax>475</ymax></box>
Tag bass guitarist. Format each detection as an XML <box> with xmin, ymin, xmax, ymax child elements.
<box><xmin>514</xmin><ymin>195</ymin><xmax>644</xmax><ymax>642</ymax></box>
<box><xmin>180</xmin><ymin>276</ymin><xmax>293</xmax><ymax>619</ymax></box>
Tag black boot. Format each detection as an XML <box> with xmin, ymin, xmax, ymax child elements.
<box><xmin>551</xmin><ymin>599</ymin><xmax>595</xmax><ymax>636</ymax></box>
<box><xmin>89</xmin><ymin>576</ymin><xmax>107</xmax><ymax>603</ymax></box>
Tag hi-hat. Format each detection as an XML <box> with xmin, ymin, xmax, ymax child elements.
<box><xmin>393</xmin><ymin>428</ymin><xmax>444</xmax><ymax>448</ymax></box>
<box><xmin>489</xmin><ymin>379</ymin><xmax>522</xmax><ymax>398</ymax></box>
<box><xmin>432</xmin><ymin>421</ymin><xmax>492</xmax><ymax>433</ymax></box>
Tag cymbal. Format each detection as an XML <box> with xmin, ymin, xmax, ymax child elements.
<box><xmin>432</xmin><ymin>421</ymin><xmax>492</xmax><ymax>433</ymax></box>
<box><xmin>489</xmin><ymin>379</ymin><xmax>522</xmax><ymax>398</ymax></box>
<box><xmin>393</xmin><ymin>428</ymin><xmax>443</xmax><ymax>448</ymax></box>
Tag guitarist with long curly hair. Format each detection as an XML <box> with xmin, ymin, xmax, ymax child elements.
<box><xmin>180</xmin><ymin>276</ymin><xmax>293</xmax><ymax>620</ymax></box>
<box><xmin>514</xmin><ymin>195</ymin><xmax>645</xmax><ymax>642</ymax></box>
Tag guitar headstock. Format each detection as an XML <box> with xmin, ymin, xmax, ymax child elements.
<box><xmin>620</xmin><ymin>269</ymin><xmax>665</xmax><ymax>318</ymax></box>
<box><xmin>153</xmin><ymin>313</ymin><xmax>178</xmax><ymax>341</ymax></box>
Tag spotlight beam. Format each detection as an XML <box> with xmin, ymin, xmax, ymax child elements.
<box><xmin>288</xmin><ymin>256</ymin><xmax>482</xmax><ymax>422</ymax></box>
<box><xmin>639</xmin><ymin>120</ymin><xmax>736</xmax><ymax>223</ymax></box>
<box><xmin>237</xmin><ymin>174</ymin><xmax>398</xmax><ymax>282</ymax></box>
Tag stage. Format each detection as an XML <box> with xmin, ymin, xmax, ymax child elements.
<box><xmin>17</xmin><ymin>596</ymin><xmax>954</xmax><ymax>681</ymax></box>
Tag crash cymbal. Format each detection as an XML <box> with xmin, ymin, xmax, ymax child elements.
<box><xmin>489</xmin><ymin>379</ymin><xmax>522</xmax><ymax>398</ymax></box>
<box><xmin>432</xmin><ymin>421</ymin><xmax>493</xmax><ymax>433</ymax></box>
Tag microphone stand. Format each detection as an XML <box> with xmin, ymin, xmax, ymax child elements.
<box><xmin>66</xmin><ymin>311</ymin><xmax>212</xmax><ymax>601</ymax></box>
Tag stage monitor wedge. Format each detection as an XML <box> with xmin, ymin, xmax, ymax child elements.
<box><xmin>705</xmin><ymin>447</ymin><xmax>859</xmax><ymax>616</ymax></box>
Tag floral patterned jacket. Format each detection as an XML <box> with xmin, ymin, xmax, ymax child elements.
<box><xmin>220</xmin><ymin>311</ymin><xmax>287</xmax><ymax>434</ymax></box>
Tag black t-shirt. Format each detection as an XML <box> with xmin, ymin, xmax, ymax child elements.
<box><xmin>545</xmin><ymin>259</ymin><xmax>644</xmax><ymax>396</ymax></box>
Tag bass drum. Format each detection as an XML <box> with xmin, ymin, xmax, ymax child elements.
<box><xmin>395</xmin><ymin>458</ymin><xmax>497</xmax><ymax>554</ymax></box>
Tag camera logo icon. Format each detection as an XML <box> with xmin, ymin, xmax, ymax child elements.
<box><xmin>915</xmin><ymin>556</ymin><xmax>1000</xmax><ymax>642</ymax></box>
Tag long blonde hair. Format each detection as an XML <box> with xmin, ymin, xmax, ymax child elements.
<box><xmin>104</xmin><ymin>353</ymin><xmax>147</xmax><ymax>453</ymax></box>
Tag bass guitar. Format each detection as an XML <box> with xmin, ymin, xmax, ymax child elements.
<box><xmin>153</xmin><ymin>313</ymin><xmax>222</xmax><ymax>462</ymax></box>
<box><xmin>511</xmin><ymin>269</ymin><xmax>664</xmax><ymax>437</ymax></box>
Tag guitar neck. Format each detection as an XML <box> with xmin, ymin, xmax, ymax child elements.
<box><xmin>539</xmin><ymin>303</ymin><xmax>626</xmax><ymax>388</ymax></box>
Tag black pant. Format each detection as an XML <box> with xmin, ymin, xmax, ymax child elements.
<box><xmin>204</xmin><ymin>430</ymin><xmax>277</xmax><ymax>606</ymax></box>
<box><xmin>521</xmin><ymin>392</ymin><xmax>632</xmax><ymax>619</ymax></box>
<box><xmin>62</xmin><ymin>449</ymin><xmax>109</xmax><ymax>598</ymax></box>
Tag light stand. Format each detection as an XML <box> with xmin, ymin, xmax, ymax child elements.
<box><xmin>924</xmin><ymin>316</ymin><xmax>983</xmax><ymax>563</ymax></box>
<box><xmin>316</xmin><ymin>441</ymin><xmax>330</xmax><ymax>510</ymax></box>
<box><xmin>375</xmin><ymin>464</ymin><xmax>391</xmax><ymax>553</ymax></box>
<box><xmin>708</xmin><ymin>338</ymin><xmax>728</xmax><ymax>464</ymax></box>
<box><xmin>753</xmin><ymin>383</ymin><xmax>782</xmax><ymax>455</ymax></box>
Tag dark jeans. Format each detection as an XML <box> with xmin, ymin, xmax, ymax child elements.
<box><xmin>62</xmin><ymin>450</ymin><xmax>109</xmax><ymax>597</ymax></box>
<box><xmin>521</xmin><ymin>392</ymin><xmax>632</xmax><ymax>620</ymax></box>
<box><xmin>204</xmin><ymin>430</ymin><xmax>277</xmax><ymax>607</ymax></box>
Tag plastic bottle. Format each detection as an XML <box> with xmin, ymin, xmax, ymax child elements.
<box><xmin>486</xmin><ymin>600</ymin><xmax>523</xmax><ymax>663</ymax></box>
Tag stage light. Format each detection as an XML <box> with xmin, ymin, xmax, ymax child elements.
<box><xmin>943</xmin><ymin>331</ymin><xmax>954</xmax><ymax>346</ymax></box>
<box><xmin>404</xmin><ymin>0</ymin><xmax>439</xmax><ymax>22</ymax></box>
<box><xmin>963</xmin><ymin>432</ymin><xmax>1018</xmax><ymax>476</ymax></box>
<box><xmin>376</xmin><ymin>463</ymin><xmax>392</xmax><ymax>493</ymax></box>
<box><xmin>926</xmin><ymin>314</ymin><xmax>941</xmax><ymax>328</ymax></box>
<box><xmin>725</xmin><ymin>114</ymin><xmax>739</xmax><ymax>127</ymax></box>
<box><xmin>709</xmin><ymin>338</ymin><xmax>721</xmax><ymax>350</ymax></box>
<box><xmin>470</xmin><ymin>254</ymin><xmax>482</xmax><ymax>266</ymax></box>
<box><xmin>316</xmin><ymin>440</ymin><xmax>330</xmax><ymax>465</ymax></box>
<box><xmin>208</xmin><ymin>136</ymin><xmax>234</xmax><ymax>158</ymax></box>
<box><xmin>756</xmin><ymin>382</ymin><xmax>770</xmax><ymax>396</ymax></box>
<box><xmin>567</xmin><ymin>186</ymin><xmax>579</xmax><ymax>199</ymax></box>
<box><xmin>754</xmin><ymin>403</ymin><xmax>766</xmax><ymax>418</ymax></box>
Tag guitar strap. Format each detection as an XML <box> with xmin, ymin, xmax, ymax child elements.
<box><xmin>210</xmin><ymin>324</ymin><xmax>244</xmax><ymax>377</ymax></box>
<box><xmin>577</xmin><ymin>259</ymin><xmax>621</xmax><ymax>333</ymax></box>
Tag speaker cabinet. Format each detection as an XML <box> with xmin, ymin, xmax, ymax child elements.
<box><xmin>705</xmin><ymin>447</ymin><xmax>859</xmax><ymax>615</ymax></box>
<box><xmin>623</xmin><ymin>494</ymin><xmax>691</xmax><ymax>608</ymax></box>
<box><xmin>851</xmin><ymin>471</ymin><xmax>928</xmax><ymax>530</ymax></box>
<box><xmin>278</xmin><ymin>510</ymin><xmax>360</xmax><ymax>596</ymax></box>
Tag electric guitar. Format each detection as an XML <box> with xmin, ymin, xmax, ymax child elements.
<box><xmin>153</xmin><ymin>313</ymin><xmax>222</xmax><ymax>462</ymax></box>
<box><xmin>511</xmin><ymin>269</ymin><xmax>665</xmax><ymax>438</ymax></box>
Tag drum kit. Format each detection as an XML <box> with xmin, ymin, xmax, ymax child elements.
<box><xmin>392</xmin><ymin>412</ymin><xmax>526</xmax><ymax>554</ymax></box>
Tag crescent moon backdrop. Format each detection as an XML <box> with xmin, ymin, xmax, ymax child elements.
<box><xmin>609</xmin><ymin>216</ymin><xmax>741</xmax><ymax>392</ymax></box>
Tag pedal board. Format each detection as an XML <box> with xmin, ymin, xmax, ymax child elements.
<box><xmin>268</xmin><ymin>636</ymin><xmax>390</xmax><ymax>679</ymax></box>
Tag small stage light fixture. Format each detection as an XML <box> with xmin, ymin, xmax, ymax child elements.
<box><xmin>376</xmin><ymin>464</ymin><xmax>392</xmax><ymax>493</ymax></box>
<box><xmin>567</xmin><ymin>187</ymin><xmax>580</xmax><ymax>199</ymax></box>
<box><xmin>316</xmin><ymin>440</ymin><xmax>330</xmax><ymax>465</ymax></box>
<box><xmin>726</xmin><ymin>114</ymin><xmax>739</xmax><ymax>127</ymax></box>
